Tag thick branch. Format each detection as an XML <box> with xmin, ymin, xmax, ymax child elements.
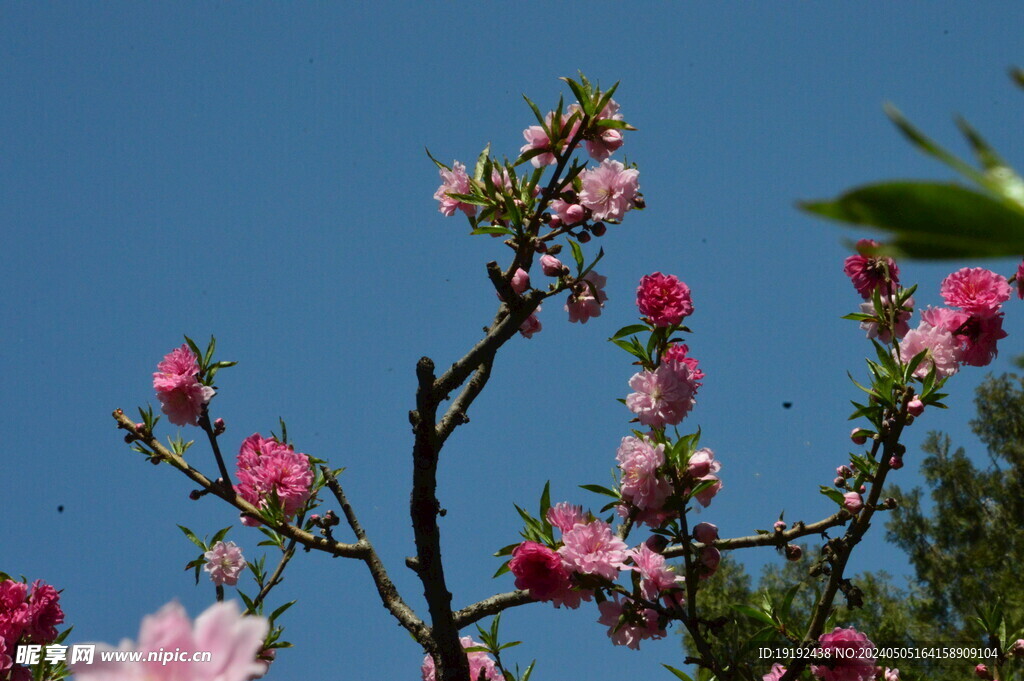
<box><xmin>661</xmin><ymin>511</ymin><xmax>850</xmax><ymax>558</ymax></box>
<box><xmin>451</xmin><ymin>591</ymin><xmax>536</xmax><ymax>629</ymax></box>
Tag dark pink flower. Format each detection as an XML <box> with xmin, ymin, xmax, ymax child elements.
<box><xmin>1017</xmin><ymin>260</ymin><xmax>1024</xmax><ymax>299</ymax></box>
<box><xmin>956</xmin><ymin>314</ymin><xmax>1007</xmax><ymax>367</ymax></box>
<box><xmin>812</xmin><ymin>627</ymin><xmax>876</xmax><ymax>681</ymax></box>
<box><xmin>509</xmin><ymin>541</ymin><xmax>573</xmax><ymax>602</ymax></box>
<box><xmin>940</xmin><ymin>267</ymin><xmax>1011</xmax><ymax>317</ymax></box>
<box><xmin>843</xmin><ymin>239</ymin><xmax>900</xmax><ymax>299</ymax></box>
<box><xmin>234</xmin><ymin>434</ymin><xmax>314</xmax><ymax>527</ymax></box>
<box><xmin>662</xmin><ymin>344</ymin><xmax>705</xmax><ymax>382</ymax></box>
<box><xmin>24</xmin><ymin>581</ymin><xmax>63</xmax><ymax>644</ymax></box>
<box><xmin>153</xmin><ymin>345</ymin><xmax>216</xmax><ymax>427</ymax></box>
<box><xmin>636</xmin><ymin>273</ymin><xmax>694</xmax><ymax>327</ymax></box>
<box><xmin>433</xmin><ymin>161</ymin><xmax>476</xmax><ymax>217</ymax></box>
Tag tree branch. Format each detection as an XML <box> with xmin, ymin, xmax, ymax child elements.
<box><xmin>451</xmin><ymin>591</ymin><xmax>536</xmax><ymax>629</ymax></box>
<box><xmin>661</xmin><ymin>511</ymin><xmax>850</xmax><ymax>558</ymax></box>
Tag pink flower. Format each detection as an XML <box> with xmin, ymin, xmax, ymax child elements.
<box><xmin>628</xmin><ymin>544</ymin><xmax>684</xmax><ymax>600</ymax></box>
<box><xmin>883</xmin><ymin>668</ymin><xmax>900</xmax><ymax>681</ymax></box>
<box><xmin>550</xmin><ymin>198</ymin><xmax>586</xmax><ymax>226</ymax></box>
<box><xmin>421</xmin><ymin>637</ymin><xmax>501</xmax><ymax>681</ymax></box>
<box><xmin>521</xmin><ymin>124</ymin><xmax>556</xmax><ymax>167</ymax></box>
<box><xmin>559</xmin><ymin>520</ymin><xmax>628</xmax><ymax>581</ymax></box>
<box><xmin>940</xmin><ymin>267</ymin><xmax>1011</xmax><ymax>317</ymax></box>
<box><xmin>153</xmin><ymin>345</ymin><xmax>216</xmax><ymax>427</ymax></box>
<box><xmin>687</xmin><ymin>448</ymin><xmax>720</xmax><ymax>478</ymax></box>
<box><xmin>626</xmin><ymin>360</ymin><xmax>698</xmax><ymax>429</ymax></box>
<box><xmin>540</xmin><ymin>254</ymin><xmax>565</xmax><ymax>277</ymax></box>
<box><xmin>565</xmin><ymin>271</ymin><xmax>608</xmax><ymax>323</ymax></box>
<box><xmin>843</xmin><ymin>239</ymin><xmax>899</xmax><ymax>299</ymax></box>
<box><xmin>72</xmin><ymin>601</ymin><xmax>268</xmax><ymax>681</ymax></box>
<box><xmin>636</xmin><ymin>273</ymin><xmax>694</xmax><ymax>327</ymax></box>
<box><xmin>907</xmin><ymin>397</ymin><xmax>924</xmax><ymax>417</ymax></box>
<box><xmin>693</xmin><ymin>475</ymin><xmax>722</xmax><ymax>508</ymax></box>
<box><xmin>763</xmin><ymin>664</ymin><xmax>788</xmax><ymax>681</ymax></box>
<box><xmin>510</xmin><ymin>268</ymin><xmax>530</xmax><ymax>294</ymax></box>
<box><xmin>204</xmin><ymin>541</ymin><xmax>247</xmax><ymax>586</ymax></box>
<box><xmin>433</xmin><ymin>161</ymin><xmax>476</xmax><ymax>217</ymax></box>
<box><xmin>811</xmin><ymin>627</ymin><xmax>877</xmax><ymax>681</ymax></box>
<box><xmin>662</xmin><ymin>344</ymin><xmax>705</xmax><ymax>382</ymax></box>
<box><xmin>518</xmin><ymin>311</ymin><xmax>542</xmax><ymax>339</ymax></box>
<box><xmin>24</xmin><ymin>581</ymin><xmax>63</xmax><ymax>644</ymax></box>
<box><xmin>975</xmin><ymin>664</ymin><xmax>991</xmax><ymax>680</ymax></box>
<box><xmin>579</xmin><ymin>160</ymin><xmax>639</xmax><ymax>222</ymax></box>
<box><xmin>596</xmin><ymin>596</ymin><xmax>664</xmax><ymax>650</ymax></box>
<box><xmin>616</xmin><ymin>436</ymin><xmax>671</xmax><ymax>511</ymax></box>
<box><xmin>956</xmin><ymin>313</ymin><xmax>1007</xmax><ymax>367</ymax></box>
<box><xmin>509</xmin><ymin>541</ymin><xmax>575</xmax><ymax>603</ymax></box>
<box><xmin>546</xmin><ymin>502</ymin><xmax>585</xmax><ymax>533</ymax></box>
<box><xmin>897</xmin><ymin>322</ymin><xmax>961</xmax><ymax>378</ymax></box>
<box><xmin>234</xmin><ymin>434</ymin><xmax>314</xmax><ymax>527</ymax></box>
<box><xmin>585</xmin><ymin>99</ymin><xmax>626</xmax><ymax>161</ymax></box>
<box><xmin>692</xmin><ymin>522</ymin><xmax>718</xmax><ymax>544</ymax></box>
<box><xmin>858</xmin><ymin>296</ymin><xmax>913</xmax><ymax>343</ymax></box>
<box><xmin>843</xmin><ymin>493</ymin><xmax>863</xmax><ymax>514</ymax></box>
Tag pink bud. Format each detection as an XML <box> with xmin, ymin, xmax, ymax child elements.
<box><xmin>1011</xmin><ymin>639</ymin><xmax>1024</xmax><ymax>657</ymax></box>
<box><xmin>645</xmin><ymin>535</ymin><xmax>669</xmax><ymax>553</ymax></box>
<box><xmin>850</xmin><ymin>428</ymin><xmax>868</xmax><ymax>445</ymax></box>
<box><xmin>843</xmin><ymin>492</ymin><xmax>864</xmax><ymax>514</ymax></box>
<box><xmin>785</xmin><ymin>544</ymin><xmax>802</xmax><ymax>561</ymax></box>
<box><xmin>213</xmin><ymin>417</ymin><xmax>226</xmax><ymax>435</ymax></box>
<box><xmin>889</xmin><ymin>456</ymin><xmax>903</xmax><ymax>470</ymax></box>
<box><xmin>698</xmin><ymin>546</ymin><xmax>721</xmax><ymax>579</ymax></box>
<box><xmin>511</xmin><ymin>268</ymin><xmax>530</xmax><ymax>294</ymax></box>
<box><xmin>974</xmin><ymin>664</ymin><xmax>990</xmax><ymax>680</ymax></box>
<box><xmin>836</xmin><ymin>465</ymin><xmax>853</xmax><ymax>478</ymax></box>
<box><xmin>773</xmin><ymin>520</ymin><xmax>787</xmax><ymax>532</ymax></box>
<box><xmin>540</xmin><ymin>254</ymin><xmax>564</xmax><ymax>277</ymax></box>
<box><xmin>687</xmin><ymin>449</ymin><xmax>715</xmax><ymax>477</ymax></box>
<box><xmin>549</xmin><ymin>216</ymin><xmax>562</xmax><ymax>229</ymax></box>
<box><xmin>834</xmin><ymin>477</ymin><xmax>846</xmax><ymax>487</ymax></box>
<box><xmin>883</xmin><ymin>668</ymin><xmax>900</xmax><ymax>681</ymax></box>
<box><xmin>135</xmin><ymin>422</ymin><xmax>146</xmax><ymax>432</ymax></box>
<box><xmin>859</xmin><ymin>484</ymin><xmax>866</xmax><ymax>493</ymax></box>
<box><xmin>907</xmin><ymin>396</ymin><xmax>924</xmax><ymax>417</ymax></box>
<box><xmin>565</xmin><ymin>203</ymin><xmax>585</xmax><ymax>225</ymax></box>
<box><xmin>692</xmin><ymin>522</ymin><xmax>719</xmax><ymax>544</ymax></box>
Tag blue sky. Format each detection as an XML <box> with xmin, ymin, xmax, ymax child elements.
<box><xmin>4</xmin><ymin>3</ymin><xmax>1024</xmax><ymax>680</ymax></box>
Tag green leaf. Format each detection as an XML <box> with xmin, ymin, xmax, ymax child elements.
<box><xmin>539</xmin><ymin>481</ymin><xmax>552</xmax><ymax>522</ymax></box>
<box><xmin>801</xmin><ymin>181</ymin><xmax>1024</xmax><ymax>259</ymax></box>
<box><xmin>579</xmin><ymin>483</ymin><xmax>620</xmax><ymax>499</ymax></box>
<box><xmin>568</xmin><ymin>239</ymin><xmax>584</xmax><ymax>274</ymax></box>
<box><xmin>662</xmin><ymin>665</ymin><xmax>694</xmax><ymax>681</ymax></box>
<box><xmin>424</xmin><ymin>147</ymin><xmax>450</xmax><ymax>171</ymax></box>
<box><xmin>820</xmin><ymin>486</ymin><xmax>846</xmax><ymax>506</ymax></box>
<box><xmin>883</xmin><ymin>104</ymin><xmax>987</xmax><ymax>186</ymax></box>
<box><xmin>177</xmin><ymin>525</ymin><xmax>206</xmax><ymax>551</ymax></box>
<box><xmin>474</xmin><ymin>143</ymin><xmax>492</xmax><ymax>181</ymax></box>
<box><xmin>610</xmin><ymin>324</ymin><xmax>650</xmax><ymax>340</ymax></box>
<box><xmin>594</xmin><ymin>118</ymin><xmax>636</xmax><ymax>130</ymax></box>
<box><xmin>560</xmin><ymin>77</ymin><xmax>590</xmax><ymax>114</ymax></box>
<box><xmin>492</xmin><ymin>561</ymin><xmax>511</xmax><ymax>578</ymax></box>
<box><xmin>183</xmin><ymin>335</ymin><xmax>203</xmax><ymax>361</ymax></box>
<box><xmin>471</xmin><ymin>226</ymin><xmax>515</xmax><ymax>237</ymax></box>
<box><xmin>446</xmin><ymin>192</ymin><xmax>491</xmax><ymax>207</ymax></box>
<box><xmin>732</xmin><ymin>603</ymin><xmax>775</xmax><ymax>626</ymax></box>
<box><xmin>522</xmin><ymin>95</ymin><xmax>546</xmax><ymax>129</ymax></box>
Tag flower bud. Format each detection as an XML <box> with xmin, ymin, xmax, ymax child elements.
<box><xmin>1010</xmin><ymin>639</ymin><xmax>1024</xmax><ymax>657</ymax></box>
<box><xmin>843</xmin><ymin>492</ymin><xmax>864</xmax><ymax>514</ymax></box>
<box><xmin>850</xmin><ymin>428</ymin><xmax>868</xmax><ymax>445</ymax></box>
<box><xmin>577</xmin><ymin>231</ymin><xmax>591</xmax><ymax>243</ymax></box>
<box><xmin>698</xmin><ymin>546</ymin><xmax>721</xmax><ymax>579</ymax></box>
<box><xmin>773</xmin><ymin>520</ymin><xmax>787</xmax><ymax>532</ymax></box>
<box><xmin>540</xmin><ymin>254</ymin><xmax>565</xmax><ymax>277</ymax></box>
<box><xmin>213</xmin><ymin>418</ymin><xmax>226</xmax><ymax>435</ymax></box>
<box><xmin>889</xmin><ymin>456</ymin><xmax>903</xmax><ymax>470</ymax></box>
<box><xmin>549</xmin><ymin>216</ymin><xmax>562</xmax><ymax>229</ymax></box>
<box><xmin>834</xmin><ymin>477</ymin><xmax>846</xmax><ymax>488</ymax></box>
<box><xmin>836</xmin><ymin>465</ymin><xmax>853</xmax><ymax>478</ymax></box>
<box><xmin>974</xmin><ymin>664</ymin><xmax>991</xmax><ymax>680</ymax></box>
<box><xmin>645</xmin><ymin>535</ymin><xmax>669</xmax><ymax>553</ymax></box>
<box><xmin>189</xmin><ymin>489</ymin><xmax>203</xmax><ymax>500</ymax></box>
<box><xmin>565</xmin><ymin>203</ymin><xmax>585</xmax><ymax>225</ymax></box>
<box><xmin>907</xmin><ymin>396</ymin><xmax>924</xmax><ymax>417</ymax></box>
<box><xmin>135</xmin><ymin>422</ymin><xmax>146</xmax><ymax>432</ymax></box>
<box><xmin>692</xmin><ymin>522</ymin><xmax>718</xmax><ymax>544</ymax></box>
<box><xmin>511</xmin><ymin>268</ymin><xmax>530</xmax><ymax>294</ymax></box>
<box><xmin>591</xmin><ymin>222</ymin><xmax>607</xmax><ymax>237</ymax></box>
<box><xmin>785</xmin><ymin>544</ymin><xmax>802</xmax><ymax>561</ymax></box>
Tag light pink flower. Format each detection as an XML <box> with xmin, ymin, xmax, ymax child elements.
<box><xmin>897</xmin><ymin>322</ymin><xmax>961</xmax><ymax>378</ymax></box>
<box><xmin>628</xmin><ymin>544</ymin><xmax>683</xmax><ymax>600</ymax></box>
<box><xmin>596</xmin><ymin>596</ymin><xmax>664</xmax><ymax>650</ymax></box>
<box><xmin>518</xmin><ymin>311</ymin><xmax>542</xmax><ymax>339</ymax></box>
<box><xmin>687</xmin><ymin>448</ymin><xmax>720</xmax><ymax>478</ymax></box>
<box><xmin>510</xmin><ymin>268</ymin><xmax>530</xmax><ymax>294</ymax></box>
<box><xmin>585</xmin><ymin>99</ymin><xmax>626</xmax><ymax>161</ymax></box>
<box><xmin>72</xmin><ymin>601</ymin><xmax>268</xmax><ymax>681</ymax></box>
<box><xmin>153</xmin><ymin>345</ymin><xmax>216</xmax><ymax>427</ymax></box>
<box><xmin>811</xmin><ymin>627</ymin><xmax>877</xmax><ymax>681</ymax></box>
<box><xmin>559</xmin><ymin>520</ymin><xmax>628</xmax><ymax>581</ymax></box>
<box><xmin>843</xmin><ymin>492</ymin><xmax>863</xmax><ymax>514</ymax></box>
<box><xmin>550</xmin><ymin>198</ymin><xmax>586</xmax><ymax>226</ymax></box>
<box><xmin>843</xmin><ymin>239</ymin><xmax>899</xmax><ymax>299</ymax></box>
<box><xmin>693</xmin><ymin>475</ymin><xmax>723</xmax><ymax>508</ymax></box>
<box><xmin>234</xmin><ymin>434</ymin><xmax>314</xmax><ymax>527</ymax></box>
<box><xmin>509</xmin><ymin>541</ymin><xmax>575</xmax><ymax>603</ymax></box>
<box><xmin>579</xmin><ymin>160</ymin><xmax>639</xmax><ymax>222</ymax></box>
<box><xmin>858</xmin><ymin>296</ymin><xmax>913</xmax><ymax>343</ymax></box>
<box><xmin>540</xmin><ymin>254</ymin><xmax>565</xmax><ymax>277</ymax></box>
<box><xmin>433</xmin><ymin>161</ymin><xmax>476</xmax><ymax>217</ymax></box>
<box><xmin>521</xmin><ymin>124</ymin><xmax>556</xmax><ymax>167</ymax></box>
<box><xmin>692</xmin><ymin>522</ymin><xmax>718</xmax><ymax>544</ymax></box>
<box><xmin>421</xmin><ymin>637</ymin><xmax>501</xmax><ymax>681</ymax></box>
<box><xmin>546</xmin><ymin>502</ymin><xmax>585</xmax><ymax>534</ymax></box>
<box><xmin>662</xmin><ymin>344</ymin><xmax>705</xmax><ymax>382</ymax></box>
<box><xmin>626</xmin><ymin>360</ymin><xmax>698</xmax><ymax>429</ymax></box>
<box><xmin>883</xmin><ymin>668</ymin><xmax>900</xmax><ymax>681</ymax></box>
<box><xmin>616</xmin><ymin>436</ymin><xmax>671</xmax><ymax>511</ymax></box>
<box><xmin>764</xmin><ymin>664</ymin><xmax>788</xmax><ymax>681</ymax></box>
<box><xmin>940</xmin><ymin>267</ymin><xmax>1011</xmax><ymax>317</ymax></box>
<box><xmin>636</xmin><ymin>273</ymin><xmax>694</xmax><ymax>327</ymax></box>
<box><xmin>204</xmin><ymin>541</ymin><xmax>247</xmax><ymax>587</ymax></box>
<box><xmin>565</xmin><ymin>271</ymin><xmax>608</xmax><ymax>323</ymax></box>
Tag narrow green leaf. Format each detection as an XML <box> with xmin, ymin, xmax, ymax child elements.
<box><xmin>884</xmin><ymin>104</ymin><xmax>986</xmax><ymax>185</ymax></box>
<box><xmin>177</xmin><ymin>525</ymin><xmax>206</xmax><ymax>550</ymax></box>
<box><xmin>610</xmin><ymin>324</ymin><xmax>650</xmax><ymax>340</ymax></box>
<box><xmin>732</xmin><ymin>603</ymin><xmax>775</xmax><ymax>626</ymax></box>
<box><xmin>568</xmin><ymin>239</ymin><xmax>584</xmax><ymax>273</ymax></box>
<box><xmin>662</xmin><ymin>665</ymin><xmax>694</xmax><ymax>681</ymax></box>
<box><xmin>424</xmin><ymin>147</ymin><xmax>450</xmax><ymax>171</ymax></box>
<box><xmin>474</xmin><ymin>143</ymin><xmax>492</xmax><ymax>181</ymax></box>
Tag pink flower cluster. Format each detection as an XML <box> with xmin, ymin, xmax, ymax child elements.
<box><xmin>420</xmin><ymin>637</ymin><xmax>501</xmax><ymax>681</ymax></box>
<box><xmin>234</xmin><ymin>434</ymin><xmax>314</xmax><ymax>527</ymax></box>
<box><xmin>811</xmin><ymin>627</ymin><xmax>877</xmax><ymax>681</ymax></box>
<box><xmin>597</xmin><ymin>595</ymin><xmax>665</xmax><ymax>650</ymax></box>
<box><xmin>520</xmin><ymin>98</ymin><xmax>627</xmax><ymax>168</ymax></box>
<box><xmin>203</xmin><ymin>541</ymin><xmax>247</xmax><ymax>586</ymax></box>
<box><xmin>433</xmin><ymin>161</ymin><xmax>475</xmax><ymax>217</ymax></box>
<box><xmin>153</xmin><ymin>345</ymin><xmax>215</xmax><ymax>427</ymax></box>
<box><xmin>72</xmin><ymin>601</ymin><xmax>268</xmax><ymax>681</ymax></box>
<box><xmin>859</xmin><ymin>296</ymin><xmax>914</xmax><ymax>343</ymax></box>
<box><xmin>636</xmin><ymin>273</ymin><xmax>693</xmax><ymax>327</ymax></box>
<box><xmin>566</xmin><ymin>271</ymin><xmax>608</xmax><ymax>323</ymax></box>
<box><xmin>687</xmin><ymin>448</ymin><xmax>723</xmax><ymax>508</ymax></box>
<box><xmin>843</xmin><ymin>239</ymin><xmax>900</xmax><ymax>299</ymax></box>
<box><xmin>626</xmin><ymin>360</ymin><xmax>699</xmax><ymax>429</ymax></box>
<box><xmin>0</xmin><ymin>580</ymin><xmax>64</xmax><ymax>679</ymax></box>
<box><xmin>559</xmin><ymin>519</ymin><xmax>629</xmax><ymax>581</ymax></box>
<box><xmin>897</xmin><ymin>268</ymin><xmax>1011</xmax><ymax>376</ymax></box>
